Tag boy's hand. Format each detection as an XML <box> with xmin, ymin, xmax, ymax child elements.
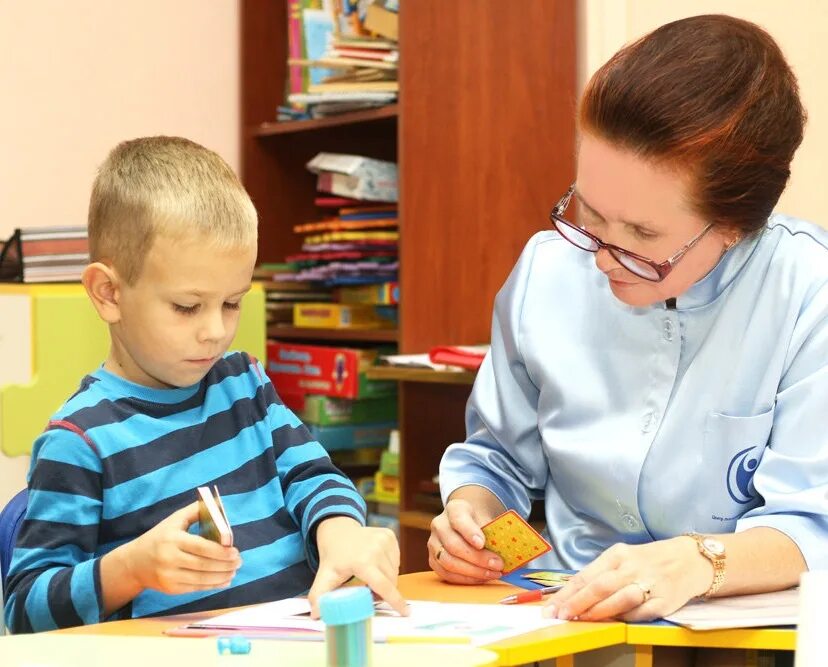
<box><xmin>118</xmin><ymin>501</ymin><xmax>242</xmax><ymax>595</ymax></box>
<box><xmin>308</xmin><ymin>516</ymin><xmax>408</xmax><ymax>618</ymax></box>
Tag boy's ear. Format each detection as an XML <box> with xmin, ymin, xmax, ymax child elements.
<box><xmin>82</xmin><ymin>261</ymin><xmax>122</xmax><ymax>324</ymax></box>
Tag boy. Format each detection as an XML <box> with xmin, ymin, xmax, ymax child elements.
<box><xmin>3</xmin><ymin>137</ymin><xmax>406</xmax><ymax>633</ymax></box>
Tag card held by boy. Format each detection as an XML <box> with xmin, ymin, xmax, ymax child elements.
<box><xmin>197</xmin><ymin>485</ymin><xmax>233</xmax><ymax>547</ymax></box>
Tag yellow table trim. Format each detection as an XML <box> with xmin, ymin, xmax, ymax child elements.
<box><xmin>487</xmin><ymin>622</ymin><xmax>626</xmax><ymax>666</ymax></box>
<box><xmin>626</xmin><ymin>624</ymin><xmax>796</xmax><ymax>651</ymax></box>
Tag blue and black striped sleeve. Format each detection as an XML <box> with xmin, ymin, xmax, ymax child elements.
<box><xmin>3</xmin><ymin>429</ymin><xmax>104</xmax><ymax>633</ymax></box>
<box><xmin>254</xmin><ymin>359</ymin><xmax>367</xmax><ymax>569</ymax></box>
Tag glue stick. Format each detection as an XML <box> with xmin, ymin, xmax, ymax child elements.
<box><xmin>319</xmin><ymin>586</ymin><xmax>374</xmax><ymax>667</ymax></box>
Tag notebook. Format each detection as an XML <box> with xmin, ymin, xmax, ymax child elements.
<box><xmin>197</xmin><ymin>485</ymin><xmax>233</xmax><ymax>547</ymax></box>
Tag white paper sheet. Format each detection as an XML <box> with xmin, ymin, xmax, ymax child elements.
<box><xmin>191</xmin><ymin>598</ymin><xmax>564</xmax><ymax>646</ymax></box>
<box><xmin>379</xmin><ymin>353</ymin><xmax>457</xmax><ymax>370</ymax></box>
<box><xmin>664</xmin><ymin>588</ymin><xmax>798</xmax><ymax>630</ymax></box>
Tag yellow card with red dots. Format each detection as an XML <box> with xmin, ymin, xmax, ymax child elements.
<box><xmin>481</xmin><ymin>509</ymin><xmax>552</xmax><ymax>573</ymax></box>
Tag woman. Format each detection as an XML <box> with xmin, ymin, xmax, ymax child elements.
<box><xmin>430</xmin><ymin>14</ymin><xmax>826</xmax><ymax>622</ymax></box>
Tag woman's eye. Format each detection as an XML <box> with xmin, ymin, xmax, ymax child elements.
<box><xmin>173</xmin><ymin>303</ymin><xmax>199</xmax><ymax>315</ymax></box>
<box><xmin>223</xmin><ymin>302</ymin><xmax>241</xmax><ymax>311</ymax></box>
<box><xmin>633</xmin><ymin>227</ymin><xmax>658</xmax><ymax>241</ymax></box>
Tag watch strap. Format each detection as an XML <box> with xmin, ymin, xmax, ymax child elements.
<box><xmin>685</xmin><ymin>532</ymin><xmax>726</xmax><ymax>598</ymax></box>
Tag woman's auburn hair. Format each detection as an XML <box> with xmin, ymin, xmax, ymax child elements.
<box><xmin>579</xmin><ymin>14</ymin><xmax>806</xmax><ymax>236</ymax></box>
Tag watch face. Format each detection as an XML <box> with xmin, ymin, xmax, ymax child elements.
<box><xmin>703</xmin><ymin>537</ymin><xmax>725</xmax><ymax>556</ymax></box>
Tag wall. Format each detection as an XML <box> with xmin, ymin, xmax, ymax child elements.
<box><xmin>2</xmin><ymin>1</ymin><xmax>825</xmax><ymax>506</ymax></box>
<box><xmin>0</xmin><ymin>1</ymin><xmax>239</xmax><ymax>507</ymax></box>
<box><xmin>578</xmin><ymin>0</ymin><xmax>828</xmax><ymax>226</ymax></box>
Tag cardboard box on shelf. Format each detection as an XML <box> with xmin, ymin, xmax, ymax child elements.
<box><xmin>308</xmin><ymin>421</ymin><xmax>397</xmax><ymax>452</ymax></box>
<box><xmin>300</xmin><ymin>394</ymin><xmax>397</xmax><ymax>426</ymax></box>
<box><xmin>267</xmin><ymin>341</ymin><xmax>396</xmax><ymax>399</ymax></box>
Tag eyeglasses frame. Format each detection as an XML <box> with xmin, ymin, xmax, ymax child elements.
<box><xmin>549</xmin><ymin>184</ymin><xmax>714</xmax><ymax>282</ymax></box>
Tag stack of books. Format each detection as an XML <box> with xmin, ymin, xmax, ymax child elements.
<box><xmin>282</xmin><ymin>0</ymin><xmax>399</xmax><ymax>119</ymax></box>
<box><xmin>0</xmin><ymin>226</ymin><xmax>89</xmax><ymax>283</ymax></box>
<box><xmin>267</xmin><ymin>153</ymin><xmax>399</xmax><ymax>331</ymax></box>
<box><xmin>254</xmin><ymin>263</ymin><xmax>332</xmax><ymax>327</ymax></box>
<box><xmin>266</xmin><ymin>341</ymin><xmax>399</xmax><ymax>479</ymax></box>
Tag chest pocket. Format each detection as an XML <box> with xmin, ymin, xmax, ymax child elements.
<box><xmin>702</xmin><ymin>408</ymin><xmax>774</xmax><ymax>525</ymax></box>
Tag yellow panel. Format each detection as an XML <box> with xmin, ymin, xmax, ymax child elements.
<box><xmin>0</xmin><ymin>284</ymin><xmax>264</xmax><ymax>456</ymax></box>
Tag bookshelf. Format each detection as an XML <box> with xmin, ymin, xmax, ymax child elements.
<box><xmin>241</xmin><ymin>0</ymin><xmax>576</xmax><ymax>572</ymax></box>
<box><xmin>266</xmin><ymin>325</ymin><xmax>398</xmax><ymax>343</ymax></box>
<box><xmin>365</xmin><ymin>366</ymin><xmax>476</xmax><ymax>385</ymax></box>
<box><xmin>252</xmin><ymin>105</ymin><xmax>399</xmax><ymax>137</ymax></box>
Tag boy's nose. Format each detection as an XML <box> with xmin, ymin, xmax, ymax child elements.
<box><xmin>199</xmin><ymin>311</ymin><xmax>226</xmax><ymax>342</ymax></box>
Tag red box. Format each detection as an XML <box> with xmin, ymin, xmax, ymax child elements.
<box><xmin>266</xmin><ymin>341</ymin><xmax>393</xmax><ymax>400</ymax></box>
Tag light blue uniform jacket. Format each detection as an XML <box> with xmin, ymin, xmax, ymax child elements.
<box><xmin>440</xmin><ymin>215</ymin><xmax>828</xmax><ymax>570</ymax></box>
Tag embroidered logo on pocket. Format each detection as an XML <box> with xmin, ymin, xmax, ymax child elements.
<box><xmin>727</xmin><ymin>446</ymin><xmax>759</xmax><ymax>504</ymax></box>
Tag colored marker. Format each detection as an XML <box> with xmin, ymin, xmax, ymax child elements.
<box><xmin>498</xmin><ymin>584</ymin><xmax>564</xmax><ymax>605</ymax></box>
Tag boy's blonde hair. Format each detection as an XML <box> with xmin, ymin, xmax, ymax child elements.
<box><xmin>88</xmin><ymin>136</ymin><xmax>258</xmax><ymax>284</ymax></box>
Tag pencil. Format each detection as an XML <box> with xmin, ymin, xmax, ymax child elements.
<box><xmin>498</xmin><ymin>584</ymin><xmax>564</xmax><ymax>605</ymax></box>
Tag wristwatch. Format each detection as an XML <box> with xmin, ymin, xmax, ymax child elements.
<box><xmin>685</xmin><ymin>532</ymin><xmax>726</xmax><ymax>599</ymax></box>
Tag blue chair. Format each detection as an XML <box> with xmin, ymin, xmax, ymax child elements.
<box><xmin>0</xmin><ymin>489</ymin><xmax>28</xmax><ymax>596</ymax></box>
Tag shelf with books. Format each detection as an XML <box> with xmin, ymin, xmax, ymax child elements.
<box><xmin>266</xmin><ymin>324</ymin><xmax>398</xmax><ymax>343</ymax></box>
<box><xmin>0</xmin><ymin>226</ymin><xmax>89</xmax><ymax>283</ymax></box>
<box><xmin>242</xmin><ymin>0</ymin><xmax>576</xmax><ymax>572</ymax></box>
<box><xmin>365</xmin><ymin>366</ymin><xmax>476</xmax><ymax>385</ymax></box>
<box><xmin>252</xmin><ymin>104</ymin><xmax>398</xmax><ymax>137</ymax></box>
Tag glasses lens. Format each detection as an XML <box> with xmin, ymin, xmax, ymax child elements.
<box><xmin>552</xmin><ymin>217</ymin><xmax>599</xmax><ymax>252</ymax></box>
<box><xmin>612</xmin><ymin>250</ymin><xmax>661</xmax><ymax>281</ymax></box>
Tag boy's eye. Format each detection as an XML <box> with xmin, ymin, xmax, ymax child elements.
<box><xmin>223</xmin><ymin>301</ymin><xmax>241</xmax><ymax>311</ymax></box>
<box><xmin>173</xmin><ymin>303</ymin><xmax>199</xmax><ymax>315</ymax></box>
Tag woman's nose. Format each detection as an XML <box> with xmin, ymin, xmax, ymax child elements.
<box><xmin>594</xmin><ymin>247</ymin><xmax>622</xmax><ymax>273</ymax></box>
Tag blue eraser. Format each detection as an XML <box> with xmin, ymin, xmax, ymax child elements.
<box><xmin>217</xmin><ymin>636</ymin><xmax>251</xmax><ymax>655</ymax></box>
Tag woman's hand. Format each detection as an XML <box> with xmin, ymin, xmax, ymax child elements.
<box><xmin>309</xmin><ymin>516</ymin><xmax>408</xmax><ymax>618</ymax></box>
<box><xmin>543</xmin><ymin>537</ymin><xmax>712</xmax><ymax>621</ymax></box>
<box><xmin>428</xmin><ymin>498</ymin><xmax>504</xmax><ymax>584</ymax></box>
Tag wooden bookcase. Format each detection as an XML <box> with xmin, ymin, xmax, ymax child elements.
<box><xmin>241</xmin><ymin>0</ymin><xmax>576</xmax><ymax>572</ymax></box>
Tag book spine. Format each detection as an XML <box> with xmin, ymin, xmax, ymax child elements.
<box><xmin>339</xmin><ymin>211</ymin><xmax>398</xmax><ymax>221</ymax></box>
<box><xmin>19</xmin><ymin>225</ymin><xmax>89</xmax><ymax>237</ymax></box>
<box><xmin>20</xmin><ymin>237</ymin><xmax>90</xmax><ymax>257</ymax></box>
<box><xmin>287</xmin><ymin>0</ymin><xmax>305</xmax><ymax>102</ymax></box>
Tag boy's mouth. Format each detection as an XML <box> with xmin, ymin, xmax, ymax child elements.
<box><xmin>188</xmin><ymin>356</ymin><xmax>218</xmax><ymax>365</ymax></box>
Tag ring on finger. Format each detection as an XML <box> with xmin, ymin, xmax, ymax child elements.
<box><xmin>631</xmin><ymin>581</ymin><xmax>652</xmax><ymax>604</ymax></box>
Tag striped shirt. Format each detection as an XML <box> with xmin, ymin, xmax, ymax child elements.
<box><xmin>4</xmin><ymin>352</ymin><xmax>366</xmax><ymax>633</ymax></box>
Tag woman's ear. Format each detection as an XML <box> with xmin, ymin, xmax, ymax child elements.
<box><xmin>718</xmin><ymin>226</ymin><xmax>742</xmax><ymax>251</ymax></box>
<box><xmin>726</xmin><ymin>232</ymin><xmax>743</xmax><ymax>251</ymax></box>
<box><xmin>82</xmin><ymin>261</ymin><xmax>122</xmax><ymax>324</ymax></box>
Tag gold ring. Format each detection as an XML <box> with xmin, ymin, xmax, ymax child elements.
<box><xmin>632</xmin><ymin>581</ymin><xmax>652</xmax><ymax>604</ymax></box>
<box><xmin>435</xmin><ymin>547</ymin><xmax>445</xmax><ymax>562</ymax></box>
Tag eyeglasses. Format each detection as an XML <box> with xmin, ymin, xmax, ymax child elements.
<box><xmin>549</xmin><ymin>184</ymin><xmax>714</xmax><ymax>282</ymax></box>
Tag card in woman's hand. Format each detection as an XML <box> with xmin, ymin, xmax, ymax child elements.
<box><xmin>481</xmin><ymin>509</ymin><xmax>551</xmax><ymax>573</ymax></box>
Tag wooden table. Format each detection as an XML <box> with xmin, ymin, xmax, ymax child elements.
<box><xmin>33</xmin><ymin>571</ymin><xmax>795</xmax><ymax>666</ymax></box>
<box><xmin>53</xmin><ymin>572</ymin><xmax>626</xmax><ymax>667</ymax></box>
<box><xmin>399</xmin><ymin>571</ymin><xmax>627</xmax><ymax>666</ymax></box>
